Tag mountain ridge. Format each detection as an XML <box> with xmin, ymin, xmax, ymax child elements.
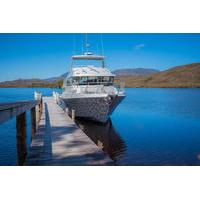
<box><xmin>116</xmin><ymin>63</ymin><xmax>200</xmax><ymax>88</ymax></box>
<box><xmin>0</xmin><ymin>63</ymin><xmax>200</xmax><ymax>88</ymax></box>
<box><xmin>112</xmin><ymin>68</ymin><xmax>159</xmax><ymax>76</ymax></box>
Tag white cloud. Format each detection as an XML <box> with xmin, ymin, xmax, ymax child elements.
<box><xmin>134</xmin><ymin>43</ymin><xmax>145</xmax><ymax>50</ymax></box>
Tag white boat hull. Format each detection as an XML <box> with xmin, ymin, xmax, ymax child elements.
<box><xmin>61</xmin><ymin>94</ymin><xmax>125</xmax><ymax>123</ymax></box>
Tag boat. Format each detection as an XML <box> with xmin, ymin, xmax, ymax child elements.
<box><xmin>60</xmin><ymin>51</ymin><xmax>126</xmax><ymax>123</ymax></box>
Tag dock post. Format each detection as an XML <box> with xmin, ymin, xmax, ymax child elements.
<box><xmin>40</xmin><ymin>98</ymin><xmax>43</xmax><ymax>116</ymax></box>
<box><xmin>38</xmin><ymin>100</ymin><xmax>42</xmax><ymax>121</ymax></box>
<box><xmin>31</xmin><ymin>107</ymin><xmax>36</xmax><ymax>140</ymax></box>
<box><xmin>72</xmin><ymin>109</ymin><xmax>75</xmax><ymax>122</ymax></box>
<box><xmin>40</xmin><ymin>101</ymin><xmax>42</xmax><ymax>118</ymax></box>
<box><xmin>16</xmin><ymin>112</ymin><xmax>27</xmax><ymax>166</ymax></box>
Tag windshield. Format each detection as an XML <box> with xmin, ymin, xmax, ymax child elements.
<box><xmin>66</xmin><ymin>76</ymin><xmax>114</xmax><ymax>86</ymax></box>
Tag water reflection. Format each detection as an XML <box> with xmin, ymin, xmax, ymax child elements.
<box><xmin>75</xmin><ymin>118</ymin><xmax>126</xmax><ymax>162</ymax></box>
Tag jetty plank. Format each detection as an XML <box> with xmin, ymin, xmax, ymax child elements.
<box><xmin>26</xmin><ymin>97</ymin><xmax>112</xmax><ymax>166</ymax></box>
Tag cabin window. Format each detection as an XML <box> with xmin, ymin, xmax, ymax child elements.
<box><xmin>110</xmin><ymin>77</ymin><xmax>114</xmax><ymax>83</ymax></box>
<box><xmin>70</xmin><ymin>76</ymin><xmax>114</xmax><ymax>85</ymax></box>
<box><xmin>101</xmin><ymin>76</ymin><xmax>114</xmax><ymax>85</ymax></box>
<box><xmin>87</xmin><ymin>76</ymin><xmax>98</xmax><ymax>84</ymax></box>
<box><xmin>67</xmin><ymin>78</ymin><xmax>72</xmax><ymax>86</ymax></box>
<box><xmin>72</xmin><ymin>77</ymin><xmax>81</xmax><ymax>84</ymax></box>
<box><xmin>97</xmin><ymin>77</ymin><xmax>102</xmax><ymax>83</ymax></box>
<box><xmin>79</xmin><ymin>77</ymin><xmax>88</xmax><ymax>85</ymax></box>
<box><xmin>102</xmin><ymin>77</ymin><xmax>110</xmax><ymax>82</ymax></box>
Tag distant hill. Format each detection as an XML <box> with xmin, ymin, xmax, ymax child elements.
<box><xmin>0</xmin><ymin>79</ymin><xmax>45</xmax><ymax>88</ymax></box>
<box><xmin>0</xmin><ymin>78</ymin><xmax>63</xmax><ymax>88</ymax></box>
<box><xmin>115</xmin><ymin>63</ymin><xmax>200</xmax><ymax>88</ymax></box>
<box><xmin>0</xmin><ymin>64</ymin><xmax>200</xmax><ymax>88</ymax></box>
<box><xmin>44</xmin><ymin>72</ymin><xmax>68</xmax><ymax>82</ymax></box>
<box><xmin>113</xmin><ymin>68</ymin><xmax>159</xmax><ymax>76</ymax></box>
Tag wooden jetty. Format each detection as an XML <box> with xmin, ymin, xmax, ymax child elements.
<box><xmin>0</xmin><ymin>92</ymin><xmax>112</xmax><ymax>166</ymax></box>
<box><xmin>26</xmin><ymin>96</ymin><xmax>111</xmax><ymax>165</ymax></box>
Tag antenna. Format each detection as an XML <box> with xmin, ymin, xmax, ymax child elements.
<box><xmin>71</xmin><ymin>34</ymin><xmax>76</xmax><ymax>72</ymax></box>
<box><xmin>100</xmin><ymin>34</ymin><xmax>105</xmax><ymax>67</ymax></box>
<box><xmin>85</xmin><ymin>33</ymin><xmax>88</xmax><ymax>52</ymax></box>
<box><xmin>81</xmin><ymin>39</ymin><xmax>84</xmax><ymax>55</ymax></box>
<box><xmin>100</xmin><ymin>33</ymin><xmax>104</xmax><ymax>55</ymax></box>
<box><xmin>73</xmin><ymin>34</ymin><xmax>76</xmax><ymax>55</ymax></box>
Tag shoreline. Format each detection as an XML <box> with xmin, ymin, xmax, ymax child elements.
<box><xmin>0</xmin><ymin>86</ymin><xmax>200</xmax><ymax>89</ymax></box>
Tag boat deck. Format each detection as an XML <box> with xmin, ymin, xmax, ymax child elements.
<box><xmin>25</xmin><ymin>97</ymin><xmax>112</xmax><ymax>166</ymax></box>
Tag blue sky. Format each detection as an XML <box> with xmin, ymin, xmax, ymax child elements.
<box><xmin>0</xmin><ymin>33</ymin><xmax>200</xmax><ymax>81</ymax></box>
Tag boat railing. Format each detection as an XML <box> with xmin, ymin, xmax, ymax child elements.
<box><xmin>65</xmin><ymin>81</ymin><xmax>114</xmax><ymax>86</ymax></box>
<box><xmin>114</xmin><ymin>82</ymin><xmax>125</xmax><ymax>94</ymax></box>
<box><xmin>65</xmin><ymin>81</ymin><xmax>125</xmax><ymax>95</ymax></box>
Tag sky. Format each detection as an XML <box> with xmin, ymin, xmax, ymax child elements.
<box><xmin>0</xmin><ymin>33</ymin><xmax>200</xmax><ymax>81</ymax></box>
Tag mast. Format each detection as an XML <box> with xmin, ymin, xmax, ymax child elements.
<box><xmin>85</xmin><ymin>33</ymin><xmax>90</xmax><ymax>53</ymax></box>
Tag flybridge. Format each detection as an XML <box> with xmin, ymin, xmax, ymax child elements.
<box><xmin>72</xmin><ymin>52</ymin><xmax>105</xmax><ymax>60</ymax></box>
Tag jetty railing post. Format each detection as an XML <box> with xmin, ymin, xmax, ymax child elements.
<box><xmin>72</xmin><ymin>109</ymin><xmax>75</xmax><ymax>122</ymax></box>
<box><xmin>65</xmin><ymin>107</ymin><xmax>69</xmax><ymax>115</ymax></box>
<box><xmin>38</xmin><ymin>98</ymin><xmax>43</xmax><ymax>120</ymax></box>
<box><xmin>16</xmin><ymin>111</ymin><xmax>27</xmax><ymax>166</ymax></box>
<box><xmin>36</xmin><ymin>105</ymin><xmax>40</xmax><ymax>128</ymax></box>
<box><xmin>31</xmin><ymin>107</ymin><xmax>36</xmax><ymax>140</ymax></box>
<box><xmin>34</xmin><ymin>91</ymin><xmax>43</xmax><ymax>122</ymax></box>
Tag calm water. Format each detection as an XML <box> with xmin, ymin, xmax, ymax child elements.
<box><xmin>0</xmin><ymin>88</ymin><xmax>61</xmax><ymax>165</ymax></box>
<box><xmin>1</xmin><ymin>88</ymin><xmax>200</xmax><ymax>165</ymax></box>
<box><xmin>76</xmin><ymin>88</ymin><xmax>200</xmax><ymax>166</ymax></box>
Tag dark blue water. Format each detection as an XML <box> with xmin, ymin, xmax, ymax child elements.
<box><xmin>111</xmin><ymin>88</ymin><xmax>200</xmax><ymax>165</ymax></box>
<box><xmin>77</xmin><ymin>88</ymin><xmax>200</xmax><ymax>166</ymax></box>
<box><xmin>1</xmin><ymin>88</ymin><xmax>200</xmax><ymax>165</ymax></box>
<box><xmin>0</xmin><ymin>88</ymin><xmax>61</xmax><ymax>165</ymax></box>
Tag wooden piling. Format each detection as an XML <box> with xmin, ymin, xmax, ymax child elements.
<box><xmin>31</xmin><ymin>107</ymin><xmax>36</xmax><ymax>140</ymax></box>
<box><xmin>38</xmin><ymin>103</ymin><xmax>41</xmax><ymax>119</ymax></box>
<box><xmin>16</xmin><ymin>112</ymin><xmax>27</xmax><ymax>166</ymax></box>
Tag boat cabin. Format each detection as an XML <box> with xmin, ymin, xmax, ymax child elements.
<box><xmin>66</xmin><ymin>53</ymin><xmax>115</xmax><ymax>86</ymax></box>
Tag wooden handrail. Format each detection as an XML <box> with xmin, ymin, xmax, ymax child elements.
<box><xmin>0</xmin><ymin>101</ymin><xmax>38</xmax><ymax>110</ymax></box>
<box><xmin>0</xmin><ymin>100</ymin><xmax>40</xmax><ymax>124</ymax></box>
<box><xmin>0</xmin><ymin>92</ymin><xmax>43</xmax><ymax>165</ymax></box>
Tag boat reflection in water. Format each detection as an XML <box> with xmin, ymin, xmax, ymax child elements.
<box><xmin>75</xmin><ymin>118</ymin><xmax>126</xmax><ymax>163</ymax></box>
